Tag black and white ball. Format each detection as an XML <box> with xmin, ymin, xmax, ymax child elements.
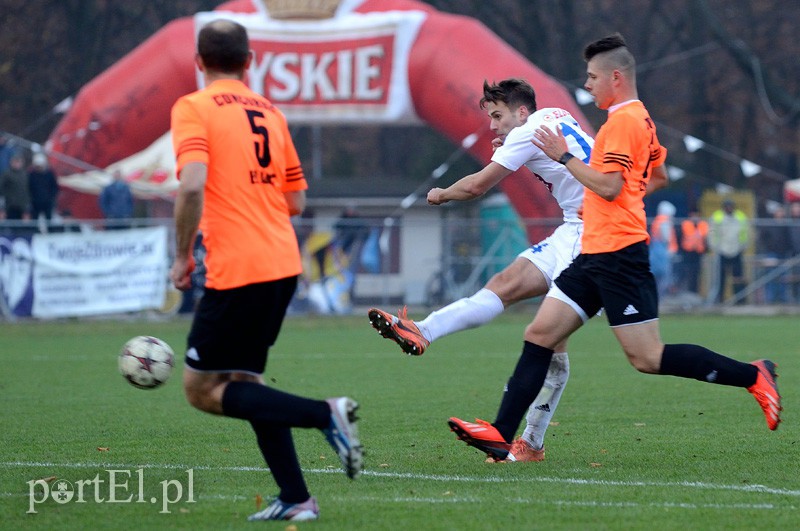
<box><xmin>118</xmin><ymin>336</ymin><xmax>174</xmax><ymax>389</ymax></box>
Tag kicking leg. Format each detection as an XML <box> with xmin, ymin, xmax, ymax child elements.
<box><xmin>369</xmin><ymin>258</ymin><xmax>548</xmax><ymax>355</ymax></box>
<box><xmin>419</xmin><ymin>258</ymin><xmax>547</xmax><ymax>342</ymax></box>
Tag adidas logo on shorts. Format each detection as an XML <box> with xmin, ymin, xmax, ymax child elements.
<box><xmin>622</xmin><ymin>304</ymin><xmax>638</xmax><ymax>316</ymax></box>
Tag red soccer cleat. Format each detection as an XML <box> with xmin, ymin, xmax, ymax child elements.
<box><xmin>448</xmin><ymin>417</ymin><xmax>510</xmax><ymax>460</ymax></box>
<box><xmin>747</xmin><ymin>359</ymin><xmax>782</xmax><ymax>431</ymax></box>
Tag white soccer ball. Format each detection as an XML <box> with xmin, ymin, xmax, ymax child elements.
<box><xmin>118</xmin><ymin>336</ymin><xmax>175</xmax><ymax>389</ymax></box>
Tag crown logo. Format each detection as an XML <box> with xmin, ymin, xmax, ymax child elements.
<box><xmin>261</xmin><ymin>0</ymin><xmax>342</xmax><ymax>19</ymax></box>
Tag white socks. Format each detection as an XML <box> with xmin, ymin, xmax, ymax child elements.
<box><xmin>416</xmin><ymin>288</ymin><xmax>505</xmax><ymax>343</ymax></box>
<box><xmin>522</xmin><ymin>352</ymin><xmax>570</xmax><ymax>451</ymax></box>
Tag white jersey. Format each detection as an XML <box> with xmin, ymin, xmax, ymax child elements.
<box><xmin>491</xmin><ymin>108</ymin><xmax>593</xmax><ymax>222</ymax></box>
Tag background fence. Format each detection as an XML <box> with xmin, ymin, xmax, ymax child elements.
<box><xmin>2</xmin><ymin>213</ymin><xmax>800</xmax><ymax>320</ymax></box>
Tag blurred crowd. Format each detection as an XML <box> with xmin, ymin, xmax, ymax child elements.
<box><xmin>649</xmin><ymin>197</ymin><xmax>800</xmax><ymax>305</ymax></box>
<box><xmin>5</xmin><ymin>131</ymin><xmax>800</xmax><ymax>306</ymax></box>
<box><xmin>0</xmin><ymin>134</ymin><xmax>134</xmax><ymax>232</ymax></box>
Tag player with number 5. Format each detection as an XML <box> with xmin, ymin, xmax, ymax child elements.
<box><xmin>169</xmin><ymin>19</ymin><xmax>362</xmax><ymax>523</ymax></box>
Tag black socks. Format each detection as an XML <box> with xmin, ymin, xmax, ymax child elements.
<box><xmin>250</xmin><ymin>421</ymin><xmax>310</xmax><ymax>504</ymax></box>
<box><xmin>221</xmin><ymin>381</ymin><xmax>332</xmax><ymax>504</ymax></box>
<box><xmin>221</xmin><ymin>381</ymin><xmax>329</xmax><ymax>428</ymax></box>
<box><xmin>659</xmin><ymin>344</ymin><xmax>758</xmax><ymax>388</ymax></box>
<box><xmin>493</xmin><ymin>341</ymin><xmax>554</xmax><ymax>442</ymax></box>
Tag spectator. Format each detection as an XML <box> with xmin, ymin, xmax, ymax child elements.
<box><xmin>333</xmin><ymin>206</ymin><xmax>372</xmax><ymax>308</ymax></box>
<box><xmin>98</xmin><ymin>169</ymin><xmax>133</xmax><ymax>229</ymax></box>
<box><xmin>0</xmin><ymin>153</ymin><xmax>31</xmax><ymax>220</ymax></box>
<box><xmin>709</xmin><ymin>198</ymin><xmax>750</xmax><ymax>304</ymax></box>
<box><xmin>28</xmin><ymin>153</ymin><xmax>59</xmax><ymax>227</ymax></box>
<box><xmin>0</xmin><ymin>134</ymin><xmax>16</xmax><ymax>175</ymax></box>
<box><xmin>678</xmin><ymin>209</ymin><xmax>709</xmax><ymax>295</ymax></box>
<box><xmin>757</xmin><ymin>204</ymin><xmax>791</xmax><ymax>304</ymax></box>
<box><xmin>333</xmin><ymin>206</ymin><xmax>370</xmax><ymax>258</ymax></box>
<box><xmin>649</xmin><ymin>200</ymin><xmax>677</xmax><ymax>297</ymax></box>
<box><xmin>786</xmin><ymin>202</ymin><xmax>800</xmax><ymax>302</ymax></box>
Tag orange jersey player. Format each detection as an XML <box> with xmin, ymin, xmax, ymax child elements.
<box><xmin>169</xmin><ymin>19</ymin><xmax>362</xmax><ymax>523</ymax></box>
<box><xmin>448</xmin><ymin>32</ymin><xmax>780</xmax><ymax>463</ymax></box>
<box><xmin>171</xmin><ymin>76</ymin><xmax>306</xmax><ymax>290</ymax></box>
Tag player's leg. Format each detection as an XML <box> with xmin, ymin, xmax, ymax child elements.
<box><xmin>515</xmin><ymin>340</ymin><xmax>570</xmax><ymax>460</ymax></box>
<box><xmin>493</xmin><ymin>258</ymin><xmax>594</xmax><ymax>438</ymax></box>
<box><xmin>367</xmin><ymin>257</ymin><xmax>546</xmax><ymax>355</ymax></box>
<box><xmin>598</xmin><ymin>243</ymin><xmax>781</xmax><ymax>430</ymax></box>
<box><xmin>182</xmin><ymin>281</ymin><xmax>327</xmax><ymax>507</ymax></box>
<box><xmin>368</xmin><ymin>257</ymin><xmax>548</xmax><ymax>356</ymax></box>
<box><xmin>369</xmin><ymin>224</ymin><xmax>578</xmax><ymax>355</ymax></box>
<box><xmin>184</xmin><ymin>279</ymin><xmax>362</xmax><ymax>501</ymax></box>
<box><xmin>511</xmin><ymin>223</ymin><xmax>584</xmax><ymax>459</ymax></box>
<box><xmin>612</xmin><ymin>321</ymin><xmax>780</xmax><ymax>429</ymax></box>
<box><xmin>449</xmin><ymin>295</ymin><xmax>584</xmax><ymax>458</ymax></box>
<box><xmin>448</xmin><ymin>224</ymin><xmax>585</xmax><ymax>458</ymax></box>
<box><xmin>418</xmin><ymin>257</ymin><xmax>549</xmax><ymax>341</ymax></box>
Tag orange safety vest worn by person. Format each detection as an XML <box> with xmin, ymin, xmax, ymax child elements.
<box><xmin>651</xmin><ymin>210</ymin><xmax>677</xmax><ymax>253</ymax></box>
<box><xmin>580</xmin><ymin>100</ymin><xmax>667</xmax><ymax>254</ymax></box>
<box><xmin>681</xmin><ymin>217</ymin><xmax>708</xmax><ymax>253</ymax></box>
<box><xmin>172</xmin><ymin>78</ymin><xmax>307</xmax><ymax>289</ymax></box>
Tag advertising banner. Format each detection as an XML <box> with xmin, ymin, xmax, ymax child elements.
<box><xmin>193</xmin><ymin>9</ymin><xmax>426</xmax><ymax>124</ymax></box>
<box><xmin>0</xmin><ymin>227</ymin><xmax>169</xmax><ymax>319</ymax></box>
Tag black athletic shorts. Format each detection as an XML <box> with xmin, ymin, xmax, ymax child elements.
<box><xmin>185</xmin><ymin>276</ymin><xmax>298</xmax><ymax>374</ymax></box>
<box><xmin>553</xmin><ymin>241</ymin><xmax>658</xmax><ymax>327</ymax></box>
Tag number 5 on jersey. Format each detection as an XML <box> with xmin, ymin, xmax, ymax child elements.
<box><xmin>246</xmin><ymin>109</ymin><xmax>271</xmax><ymax>168</ymax></box>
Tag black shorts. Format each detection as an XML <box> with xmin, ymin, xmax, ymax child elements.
<box><xmin>553</xmin><ymin>241</ymin><xmax>658</xmax><ymax>327</ymax></box>
<box><xmin>185</xmin><ymin>276</ymin><xmax>298</xmax><ymax>374</ymax></box>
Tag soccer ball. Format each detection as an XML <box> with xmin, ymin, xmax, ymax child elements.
<box><xmin>118</xmin><ymin>336</ymin><xmax>175</xmax><ymax>389</ymax></box>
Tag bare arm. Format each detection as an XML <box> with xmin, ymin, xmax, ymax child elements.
<box><xmin>427</xmin><ymin>162</ymin><xmax>512</xmax><ymax>205</ymax></box>
<box><xmin>532</xmin><ymin>125</ymin><xmax>623</xmax><ymax>201</ymax></box>
<box><xmin>646</xmin><ymin>164</ymin><xmax>668</xmax><ymax>194</ymax></box>
<box><xmin>284</xmin><ymin>190</ymin><xmax>306</xmax><ymax>216</ymax></box>
<box><xmin>170</xmin><ymin>162</ymin><xmax>206</xmax><ymax>290</ymax></box>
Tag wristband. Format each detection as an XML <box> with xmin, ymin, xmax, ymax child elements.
<box><xmin>558</xmin><ymin>152</ymin><xmax>575</xmax><ymax>165</ymax></box>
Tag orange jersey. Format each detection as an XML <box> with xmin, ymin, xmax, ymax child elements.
<box><xmin>582</xmin><ymin>100</ymin><xmax>667</xmax><ymax>253</ymax></box>
<box><xmin>171</xmin><ymin>79</ymin><xmax>307</xmax><ymax>289</ymax></box>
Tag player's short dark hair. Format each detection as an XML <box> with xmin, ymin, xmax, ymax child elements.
<box><xmin>197</xmin><ymin>19</ymin><xmax>250</xmax><ymax>73</ymax></box>
<box><xmin>583</xmin><ymin>33</ymin><xmax>628</xmax><ymax>61</ymax></box>
<box><xmin>480</xmin><ymin>78</ymin><xmax>537</xmax><ymax>113</ymax></box>
<box><xmin>583</xmin><ymin>33</ymin><xmax>635</xmax><ymax>73</ymax></box>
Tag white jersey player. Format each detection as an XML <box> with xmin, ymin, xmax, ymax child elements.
<box><xmin>493</xmin><ymin>107</ymin><xmax>590</xmax><ymax>223</ymax></box>
<box><xmin>368</xmin><ymin>78</ymin><xmax>593</xmax><ymax>462</ymax></box>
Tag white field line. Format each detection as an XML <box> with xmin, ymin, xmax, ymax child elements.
<box><xmin>3</xmin><ymin>460</ymin><xmax>800</xmax><ymax>500</ymax></box>
<box><xmin>2</xmin><ymin>488</ymin><xmax>787</xmax><ymax>511</ymax></box>
<box><xmin>172</xmin><ymin>493</ymin><xmax>793</xmax><ymax>511</ymax></box>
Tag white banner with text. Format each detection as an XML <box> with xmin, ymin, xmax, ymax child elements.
<box><xmin>30</xmin><ymin>227</ymin><xmax>168</xmax><ymax>318</ymax></box>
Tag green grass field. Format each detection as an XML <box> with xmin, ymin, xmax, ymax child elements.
<box><xmin>1</xmin><ymin>312</ymin><xmax>797</xmax><ymax>529</ymax></box>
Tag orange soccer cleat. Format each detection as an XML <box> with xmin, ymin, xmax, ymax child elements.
<box><xmin>501</xmin><ymin>437</ymin><xmax>545</xmax><ymax>462</ymax></box>
<box><xmin>448</xmin><ymin>417</ymin><xmax>510</xmax><ymax>461</ymax></box>
<box><xmin>368</xmin><ymin>306</ymin><xmax>430</xmax><ymax>356</ymax></box>
<box><xmin>747</xmin><ymin>359</ymin><xmax>782</xmax><ymax>431</ymax></box>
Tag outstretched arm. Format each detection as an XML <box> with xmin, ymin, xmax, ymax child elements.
<box><xmin>427</xmin><ymin>162</ymin><xmax>512</xmax><ymax>205</ymax></box>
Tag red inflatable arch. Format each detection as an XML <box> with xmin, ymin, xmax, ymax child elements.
<box><xmin>48</xmin><ymin>0</ymin><xmax>593</xmax><ymax>239</ymax></box>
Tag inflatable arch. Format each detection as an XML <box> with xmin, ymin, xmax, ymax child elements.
<box><xmin>48</xmin><ymin>0</ymin><xmax>593</xmax><ymax>239</ymax></box>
